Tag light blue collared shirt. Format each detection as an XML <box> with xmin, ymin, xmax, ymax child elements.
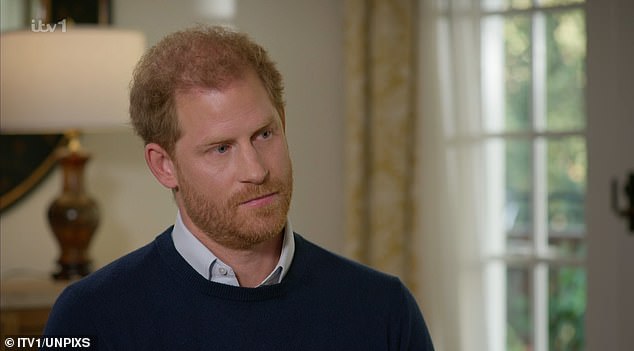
<box><xmin>172</xmin><ymin>211</ymin><xmax>295</xmax><ymax>287</ymax></box>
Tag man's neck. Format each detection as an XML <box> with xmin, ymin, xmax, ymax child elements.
<box><xmin>201</xmin><ymin>233</ymin><xmax>283</xmax><ymax>287</ymax></box>
<box><xmin>177</xmin><ymin>208</ymin><xmax>283</xmax><ymax>287</ymax></box>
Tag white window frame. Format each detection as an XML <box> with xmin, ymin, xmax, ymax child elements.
<box><xmin>480</xmin><ymin>2</ymin><xmax>586</xmax><ymax>351</ymax></box>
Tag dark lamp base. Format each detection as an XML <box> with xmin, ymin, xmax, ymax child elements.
<box><xmin>52</xmin><ymin>262</ymin><xmax>92</xmax><ymax>280</ymax></box>
<box><xmin>48</xmin><ymin>144</ymin><xmax>99</xmax><ymax>281</ymax></box>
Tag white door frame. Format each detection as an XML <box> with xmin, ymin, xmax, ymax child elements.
<box><xmin>585</xmin><ymin>0</ymin><xmax>634</xmax><ymax>350</ymax></box>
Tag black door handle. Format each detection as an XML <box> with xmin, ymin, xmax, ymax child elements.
<box><xmin>611</xmin><ymin>172</ymin><xmax>634</xmax><ymax>233</ymax></box>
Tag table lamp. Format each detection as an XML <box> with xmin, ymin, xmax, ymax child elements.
<box><xmin>0</xmin><ymin>28</ymin><xmax>145</xmax><ymax>280</ymax></box>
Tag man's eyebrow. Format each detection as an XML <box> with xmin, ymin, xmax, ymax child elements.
<box><xmin>253</xmin><ymin>116</ymin><xmax>279</xmax><ymax>132</ymax></box>
<box><xmin>195</xmin><ymin>131</ymin><xmax>234</xmax><ymax>150</ymax></box>
<box><xmin>194</xmin><ymin>115</ymin><xmax>279</xmax><ymax>149</ymax></box>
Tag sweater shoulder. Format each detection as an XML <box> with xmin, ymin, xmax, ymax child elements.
<box><xmin>62</xmin><ymin>227</ymin><xmax>171</xmax><ymax>297</ymax></box>
<box><xmin>44</xmin><ymin>228</ymin><xmax>172</xmax><ymax>336</ymax></box>
<box><xmin>293</xmin><ymin>233</ymin><xmax>403</xmax><ymax>289</ymax></box>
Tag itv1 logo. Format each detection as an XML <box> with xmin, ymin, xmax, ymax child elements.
<box><xmin>31</xmin><ymin>19</ymin><xmax>67</xmax><ymax>33</ymax></box>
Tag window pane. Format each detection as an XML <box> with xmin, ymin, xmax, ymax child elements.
<box><xmin>546</xmin><ymin>9</ymin><xmax>586</xmax><ymax>130</ymax></box>
<box><xmin>506</xmin><ymin>140</ymin><xmax>533</xmax><ymax>248</ymax></box>
<box><xmin>539</xmin><ymin>0</ymin><xmax>584</xmax><ymax>7</ymax></box>
<box><xmin>505</xmin><ymin>15</ymin><xmax>532</xmax><ymax>131</ymax></box>
<box><xmin>483</xmin><ymin>0</ymin><xmax>584</xmax><ymax>11</ymax></box>
<box><xmin>549</xmin><ymin>267</ymin><xmax>586</xmax><ymax>350</ymax></box>
<box><xmin>482</xmin><ymin>0</ymin><xmax>532</xmax><ymax>12</ymax></box>
<box><xmin>507</xmin><ymin>266</ymin><xmax>533</xmax><ymax>351</ymax></box>
<box><xmin>547</xmin><ymin>137</ymin><xmax>586</xmax><ymax>235</ymax></box>
<box><xmin>549</xmin><ymin>237</ymin><xmax>586</xmax><ymax>259</ymax></box>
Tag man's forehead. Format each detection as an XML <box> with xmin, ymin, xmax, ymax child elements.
<box><xmin>175</xmin><ymin>85</ymin><xmax>227</xmax><ymax>101</ymax></box>
<box><xmin>174</xmin><ymin>85</ymin><xmax>279</xmax><ymax>131</ymax></box>
<box><xmin>174</xmin><ymin>67</ymin><xmax>254</xmax><ymax>96</ymax></box>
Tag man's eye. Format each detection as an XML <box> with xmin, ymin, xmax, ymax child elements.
<box><xmin>261</xmin><ymin>130</ymin><xmax>272</xmax><ymax>139</ymax></box>
<box><xmin>215</xmin><ymin>144</ymin><xmax>230</xmax><ymax>154</ymax></box>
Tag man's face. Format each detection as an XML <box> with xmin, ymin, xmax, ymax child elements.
<box><xmin>171</xmin><ymin>71</ymin><xmax>293</xmax><ymax>250</ymax></box>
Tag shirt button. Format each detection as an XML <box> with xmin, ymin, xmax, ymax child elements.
<box><xmin>218</xmin><ymin>267</ymin><xmax>228</xmax><ymax>275</ymax></box>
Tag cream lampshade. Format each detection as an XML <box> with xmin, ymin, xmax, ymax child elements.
<box><xmin>0</xmin><ymin>28</ymin><xmax>145</xmax><ymax>279</ymax></box>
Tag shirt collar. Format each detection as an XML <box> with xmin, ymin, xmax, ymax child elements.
<box><xmin>172</xmin><ymin>210</ymin><xmax>295</xmax><ymax>286</ymax></box>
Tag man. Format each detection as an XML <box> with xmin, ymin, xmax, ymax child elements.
<box><xmin>44</xmin><ymin>25</ymin><xmax>434</xmax><ymax>350</ymax></box>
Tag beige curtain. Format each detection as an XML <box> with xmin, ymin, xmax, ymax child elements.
<box><xmin>346</xmin><ymin>1</ymin><xmax>503</xmax><ymax>349</ymax></box>
<box><xmin>344</xmin><ymin>0</ymin><xmax>419</xmax><ymax>290</ymax></box>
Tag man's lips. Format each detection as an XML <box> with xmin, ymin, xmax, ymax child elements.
<box><xmin>239</xmin><ymin>192</ymin><xmax>278</xmax><ymax>207</ymax></box>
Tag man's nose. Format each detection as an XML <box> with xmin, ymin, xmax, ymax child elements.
<box><xmin>237</xmin><ymin>144</ymin><xmax>269</xmax><ymax>184</ymax></box>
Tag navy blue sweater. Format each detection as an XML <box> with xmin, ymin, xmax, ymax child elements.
<box><xmin>43</xmin><ymin>228</ymin><xmax>434</xmax><ymax>350</ymax></box>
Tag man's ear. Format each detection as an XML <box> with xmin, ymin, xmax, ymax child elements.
<box><xmin>145</xmin><ymin>143</ymin><xmax>178</xmax><ymax>189</ymax></box>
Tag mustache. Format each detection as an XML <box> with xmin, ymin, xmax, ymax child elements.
<box><xmin>230</xmin><ymin>178</ymin><xmax>290</xmax><ymax>206</ymax></box>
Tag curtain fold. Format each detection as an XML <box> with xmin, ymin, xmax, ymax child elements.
<box><xmin>344</xmin><ymin>0</ymin><xmax>419</xmax><ymax>288</ymax></box>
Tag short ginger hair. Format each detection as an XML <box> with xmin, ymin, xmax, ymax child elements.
<box><xmin>129</xmin><ymin>25</ymin><xmax>285</xmax><ymax>155</ymax></box>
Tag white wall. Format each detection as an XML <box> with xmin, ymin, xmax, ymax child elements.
<box><xmin>0</xmin><ymin>0</ymin><xmax>345</xmax><ymax>279</ymax></box>
<box><xmin>234</xmin><ymin>0</ymin><xmax>346</xmax><ymax>258</ymax></box>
